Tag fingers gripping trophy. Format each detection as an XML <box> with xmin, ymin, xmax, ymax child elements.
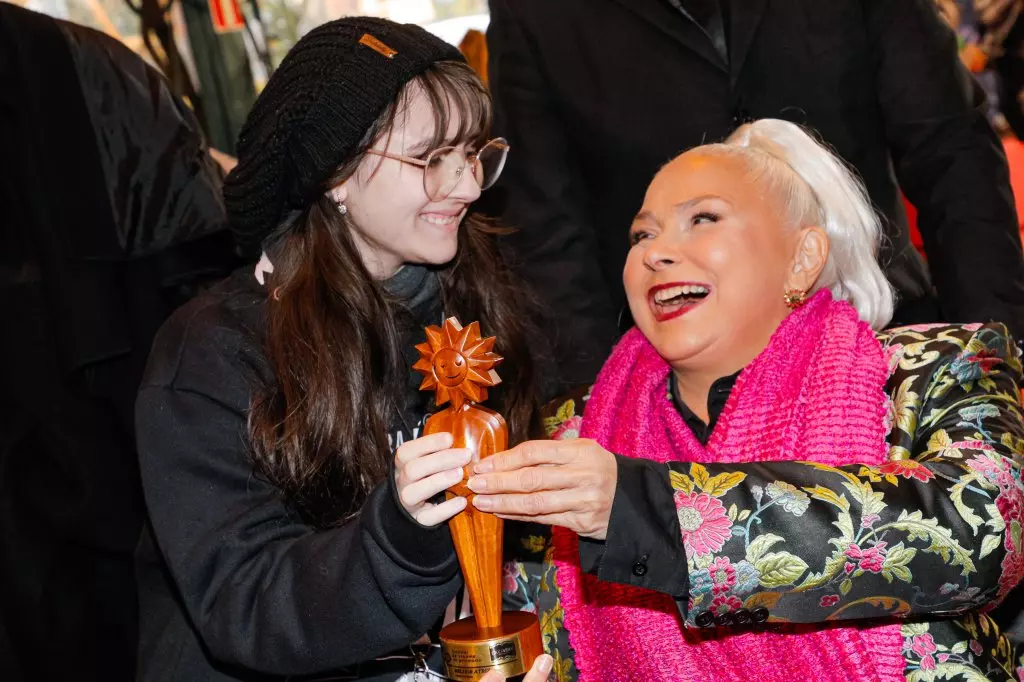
<box><xmin>413</xmin><ymin>318</ymin><xmax>543</xmax><ymax>682</ymax></box>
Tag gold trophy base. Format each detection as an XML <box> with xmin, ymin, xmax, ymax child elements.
<box><xmin>440</xmin><ymin>611</ymin><xmax>543</xmax><ymax>682</ymax></box>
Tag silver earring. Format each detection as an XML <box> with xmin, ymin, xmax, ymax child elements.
<box><xmin>337</xmin><ymin>202</ymin><xmax>348</xmax><ymax>215</ymax></box>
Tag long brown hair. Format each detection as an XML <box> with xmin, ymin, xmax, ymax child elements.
<box><xmin>248</xmin><ymin>61</ymin><xmax>538</xmax><ymax>526</ymax></box>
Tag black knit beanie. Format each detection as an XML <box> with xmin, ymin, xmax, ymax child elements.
<box><xmin>224</xmin><ymin>17</ymin><xmax>464</xmax><ymax>257</ymax></box>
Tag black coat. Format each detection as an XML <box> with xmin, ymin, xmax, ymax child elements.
<box><xmin>487</xmin><ymin>0</ymin><xmax>1024</xmax><ymax>387</ymax></box>
<box><xmin>0</xmin><ymin>5</ymin><xmax>237</xmax><ymax>680</ymax></box>
<box><xmin>134</xmin><ymin>269</ymin><xmax>460</xmax><ymax>681</ymax></box>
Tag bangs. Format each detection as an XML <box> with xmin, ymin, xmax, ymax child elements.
<box><xmin>405</xmin><ymin>61</ymin><xmax>492</xmax><ymax>150</ymax></box>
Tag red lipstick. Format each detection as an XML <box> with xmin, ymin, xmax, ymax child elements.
<box><xmin>647</xmin><ymin>281</ymin><xmax>711</xmax><ymax>322</ymax></box>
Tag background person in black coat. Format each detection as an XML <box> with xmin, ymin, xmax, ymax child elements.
<box><xmin>0</xmin><ymin>4</ymin><xmax>239</xmax><ymax>680</ymax></box>
<box><xmin>487</xmin><ymin>0</ymin><xmax>1024</xmax><ymax>389</ymax></box>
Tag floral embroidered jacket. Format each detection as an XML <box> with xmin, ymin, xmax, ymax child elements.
<box><xmin>503</xmin><ymin>323</ymin><xmax>1024</xmax><ymax>681</ymax></box>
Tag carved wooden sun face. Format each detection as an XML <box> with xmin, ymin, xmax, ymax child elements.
<box><xmin>433</xmin><ymin>348</ymin><xmax>469</xmax><ymax>387</ymax></box>
<box><xmin>413</xmin><ymin>317</ymin><xmax>503</xmax><ymax>409</ymax></box>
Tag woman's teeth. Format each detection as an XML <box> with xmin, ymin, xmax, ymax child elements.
<box><xmin>653</xmin><ymin>284</ymin><xmax>709</xmax><ymax>304</ymax></box>
<box><xmin>421</xmin><ymin>213</ymin><xmax>458</xmax><ymax>226</ymax></box>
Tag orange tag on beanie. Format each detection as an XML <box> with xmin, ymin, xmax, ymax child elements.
<box><xmin>359</xmin><ymin>33</ymin><xmax>398</xmax><ymax>59</ymax></box>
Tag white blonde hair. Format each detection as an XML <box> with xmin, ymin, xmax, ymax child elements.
<box><xmin>698</xmin><ymin>119</ymin><xmax>894</xmax><ymax>329</ymax></box>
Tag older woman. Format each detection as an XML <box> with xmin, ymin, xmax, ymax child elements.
<box><xmin>475</xmin><ymin>119</ymin><xmax>1024</xmax><ymax>681</ymax></box>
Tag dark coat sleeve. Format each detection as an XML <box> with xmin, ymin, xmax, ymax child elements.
<box><xmin>487</xmin><ymin>0</ymin><xmax>620</xmax><ymax>388</ymax></box>
<box><xmin>866</xmin><ymin>0</ymin><xmax>1024</xmax><ymax>336</ymax></box>
<box><xmin>135</xmin><ymin>309</ymin><xmax>461</xmax><ymax>675</ymax></box>
<box><xmin>596</xmin><ymin>324</ymin><xmax>1024</xmax><ymax>629</ymax></box>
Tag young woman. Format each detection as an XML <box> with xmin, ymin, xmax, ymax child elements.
<box><xmin>473</xmin><ymin>119</ymin><xmax>1024</xmax><ymax>681</ymax></box>
<box><xmin>135</xmin><ymin>17</ymin><xmax>550</xmax><ymax>682</ymax></box>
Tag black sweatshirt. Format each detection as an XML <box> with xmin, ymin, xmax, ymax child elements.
<box><xmin>135</xmin><ymin>266</ymin><xmax>460</xmax><ymax>681</ymax></box>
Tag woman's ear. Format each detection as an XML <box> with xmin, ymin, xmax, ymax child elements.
<box><xmin>787</xmin><ymin>226</ymin><xmax>829</xmax><ymax>292</ymax></box>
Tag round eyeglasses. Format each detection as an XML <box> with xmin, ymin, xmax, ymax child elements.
<box><xmin>366</xmin><ymin>138</ymin><xmax>510</xmax><ymax>202</ymax></box>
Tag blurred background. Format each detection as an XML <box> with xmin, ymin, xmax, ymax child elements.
<box><xmin>1</xmin><ymin>0</ymin><xmax>488</xmax><ymax>153</ymax></box>
<box><xmin>5</xmin><ymin>0</ymin><xmax>1024</xmax><ymax>246</ymax></box>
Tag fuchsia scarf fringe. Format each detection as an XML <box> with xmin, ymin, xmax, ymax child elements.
<box><xmin>553</xmin><ymin>291</ymin><xmax>907</xmax><ymax>681</ymax></box>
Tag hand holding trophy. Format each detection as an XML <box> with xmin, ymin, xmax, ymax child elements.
<box><xmin>414</xmin><ymin>318</ymin><xmax>544</xmax><ymax>682</ymax></box>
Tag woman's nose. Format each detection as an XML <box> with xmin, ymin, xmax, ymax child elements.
<box><xmin>446</xmin><ymin>161</ymin><xmax>483</xmax><ymax>203</ymax></box>
<box><xmin>642</xmin><ymin>234</ymin><xmax>679</xmax><ymax>271</ymax></box>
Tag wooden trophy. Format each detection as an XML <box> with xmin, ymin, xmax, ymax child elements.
<box><xmin>414</xmin><ymin>317</ymin><xmax>543</xmax><ymax>682</ymax></box>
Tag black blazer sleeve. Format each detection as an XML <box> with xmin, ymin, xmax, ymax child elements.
<box><xmin>135</xmin><ymin>312</ymin><xmax>461</xmax><ymax>675</ymax></box>
<box><xmin>487</xmin><ymin>0</ymin><xmax>620</xmax><ymax>387</ymax></box>
<box><xmin>867</xmin><ymin>0</ymin><xmax>1024</xmax><ymax>335</ymax></box>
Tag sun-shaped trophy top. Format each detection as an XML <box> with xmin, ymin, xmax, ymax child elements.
<box><xmin>413</xmin><ymin>317</ymin><xmax>503</xmax><ymax>409</ymax></box>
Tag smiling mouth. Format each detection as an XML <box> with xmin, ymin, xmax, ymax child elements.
<box><xmin>421</xmin><ymin>214</ymin><xmax>459</xmax><ymax>226</ymax></box>
<box><xmin>420</xmin><ymin>208</ymin><xmax>466</xmax><ymax>229</ymax></box>
<box><xmin>648</xmin><ymin>282</ymin><xmax>711</xmax><ymax>322</ymax></box>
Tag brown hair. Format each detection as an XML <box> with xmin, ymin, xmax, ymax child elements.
<box><xmin>247</xmin><ymin>61</ymin><xmax>538</xmax><ymax>526</ymax></box>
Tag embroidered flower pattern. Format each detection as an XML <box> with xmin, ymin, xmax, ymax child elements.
<box><xmin>708</xmin><ymin>556</ymin><xmax>736</xmax><ymax>595</ymax></box>
<box><xmin>819</xmin><ymin>594</ymin><xmax>840</xmax><ymax>608</ymax></box>
<box><xmin>689</xmin><ymin>569</ymin><xmax>714</xmax><ymax>598</ymax></box>
<box><xmin>710</xmin><ymin>594</ymin><xmax>742</xmax><ymax>615</ymax></box>
<box><xmin>503</xmin><ymin>561</ymin><xmax>521</xmax><ymax>593</ymax></box>
<box><xmin>731</xmin><ymin>560</ymin><xmax>761</xmax><ymax>596</ymax></box>
<box><xmin>550</xmin><ymin>415</ymin><xmax>582</xmax><ymax>441</ymax></box>
<box><xmin>845</xmin><ymin>542</ymin><xmax>888</xmax><ymax>574</ymax></box>
<box><xmin>899</xmin><ymin>615</ymin><xmax>1020</xmax><ymax>681</ymax></box>
<box><xmin>949</xmin><ymin>346</ymin><xmax>1004</xmax><ymax>384</ymax></box>
<box><xmin>998</xmin><ymin>534</ymin><xmax>1024</xmax><ymax>602</ymax></box>
<box><xmin>911</xmin><ymin>632</ymin><xmax>937</xmax><ymax>657</ymax></box>
<box><xmin>674</xmin><ymin>491</ymin><xmax>732</xmax><ymax>557</ymax></box>
<box><xmin>765</xmin><ymin>481</ymin><xmax>811</xmax><ymax>516</ymax></box>
<box><xmin>879</xmin><ymin>458</ymin><xmax>935</xmax><ymax>482</ymax></box>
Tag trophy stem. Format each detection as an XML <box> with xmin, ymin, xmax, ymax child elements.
<box><xmin>470</xmin><ymin>504</ymin><xmax>504</xmax><ymax>628</ymax></box>
<box><xmin>447</xmin><ymin>495</ymin><xmax>503</xmax><ymax>629</ymax></box>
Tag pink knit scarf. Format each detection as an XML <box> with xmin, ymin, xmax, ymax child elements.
<box><xmin>552</xmin><ymin>290</ymin><xmax>906</xmax><ymax>682</ymax></box>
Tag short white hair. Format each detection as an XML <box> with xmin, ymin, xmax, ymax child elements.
<box><xmin>698</xmin><ymin>119</ymin><xmax>894</xmax><ymax>329</ymax></box>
